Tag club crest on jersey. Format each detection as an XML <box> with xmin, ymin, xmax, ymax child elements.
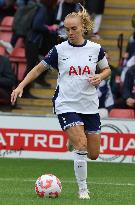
<box><xmin>69</xmin><ymin>66</ymin><xmax>91</xmax><ymax>76</ymax></box>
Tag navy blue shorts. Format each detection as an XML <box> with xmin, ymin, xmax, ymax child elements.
<box><xmin>57</xmin><ymin>112</ymin><xmax>101</xmax><ymax>133</ymax></box>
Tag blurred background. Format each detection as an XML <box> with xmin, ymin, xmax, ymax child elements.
<box><xmin>0</xmin><ymin>0</ymin><xmax>135</xmax><ymax>117</ymax></box>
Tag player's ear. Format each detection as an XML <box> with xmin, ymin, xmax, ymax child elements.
<box><xmin>81</xmin><ymin>26</ymin><xmax>86</xmax><ymax>35</ymax></box>
<box><xmin>80</xmin><ymin>24</ymin><xmax>84</xmax><ymax>33</ymax></box>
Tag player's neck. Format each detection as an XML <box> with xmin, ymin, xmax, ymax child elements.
<box><xmin>69</xmin><ymin>37</ymin><xmax>85</xmax><ymax>46</ymax></box>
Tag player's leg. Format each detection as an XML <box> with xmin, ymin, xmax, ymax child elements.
<box><xmin>57</xmin><ymin>112</ymin><xmax>90</xmax><ymax>199</ymax></box>
<box><xmin>65</xmin><ymin>125</ymin><xmax>90</xmax><ymax>199</ymax></box>
<box><xmin>86</xmin><ymin>133</ymin><xmax>101</xmax><ymax>160</ymax></box>
<box><xmin>82</xmin><ymin>113</ymin><xmax>101</xmax><ymax>160</ymax></box>
<box><xmin>65</xmin><ymin>125</ymin><xmax>87</xmax><ymax>151</ymax></box>
<box><xmin>76</xmin><ymin>113</ymin><xmax>101</xmax><ymax>198</ymax></box>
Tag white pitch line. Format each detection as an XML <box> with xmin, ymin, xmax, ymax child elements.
<box><xmin>0</xmin><ymin>178</ymin><xmax>134</xmax><ymax>187</ymax></box>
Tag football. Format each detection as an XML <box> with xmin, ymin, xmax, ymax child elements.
<box><xmin>35</xmin><ymin>174</ymin><xmax>62</xmax><ymax>198</ymax></box>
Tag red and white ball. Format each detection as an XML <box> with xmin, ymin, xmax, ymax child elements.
<box><xmin>35</xmin><ymin>174</ymin><xmax>62</xmax><ymax>198</ymax></box>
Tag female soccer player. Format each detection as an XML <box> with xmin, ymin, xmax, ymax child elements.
<box><xmin>11</xmin><ymin>5</ymin><xmax>111</xmax><ymax>199</ymax></box>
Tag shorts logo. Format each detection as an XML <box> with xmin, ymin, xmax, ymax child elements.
<box><xmin>62</xmin><ymin>117</ymin><xmax>67</xmax><ymax>124</ymax></box>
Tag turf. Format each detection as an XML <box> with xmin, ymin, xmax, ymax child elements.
<box><xmin>0</xmin><ymin>158</ymin><xmax>134</xmax><ymax>205</ymax></box>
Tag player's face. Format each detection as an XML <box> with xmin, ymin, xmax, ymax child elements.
<box><xmin>64</xmin><ymin>16</ymin><xmax>84</xmax><ymax>44</ymax></box>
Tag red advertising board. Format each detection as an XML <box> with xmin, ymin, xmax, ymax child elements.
<box><xmin>0</xmin><ymin>115</ymin><xmax>135</xmax><ymax>162</ymax></box>
<box><xmin>0</xmin><ymin>128</ymin><xmax>135</xmax><ymax>156</ymax></box>
<box><xmin>100</xmin><ymin>132</ymin><xmax>135</xmax><ymax>155</ymax></box>
<box><xmin>0</xmin><ymin>128</ymin><xmax>68</xmax><ymax>152</ymax></box>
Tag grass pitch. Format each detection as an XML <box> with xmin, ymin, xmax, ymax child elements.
<box><xmin>0</xmin><ymin>158</ymin><xmax>134</xmax><ymax>205</ymax></box>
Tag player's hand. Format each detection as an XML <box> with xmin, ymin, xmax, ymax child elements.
<box><xmin>89</xmin><ymin>74</ymin><xmax>102</xmax><ymax>86</ymax></box>
<box><xmin>126</xmin><ymin>98</ymin><xmax>135</xmax><ymax>107</ymax></box>
<box><xmin>11</xmin><ymin>87</ymin><xmax>23</xmax><ymax>105</ymax></box>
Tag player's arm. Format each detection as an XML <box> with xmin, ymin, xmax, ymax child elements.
<box><xmin>11</xmin><ymin>62</ymin><xmax>46</xmax><ymax>104</ymax></box>
<box><xmin>16</xmin><ymin>62</ymin><xmax>45</xmax><ymax>89</ymax></box>
<box><xmin>99</xmin><ymin>66</ymin><xmax>111</xmax><ymax>80</ymax></box>
<box><xmin>11</xmin><ymin>46</ymin><xmax>58</xmax><ymax>104</ymax></box>
<box><xmin>90</xmin><ymin>66</ymin><xmax>111</xmax><ymax>86</ymax></box>
<box><xmin>89</xmin><ymin>47</ymin><xmax>111</xmax><ymax>86</ymax></box>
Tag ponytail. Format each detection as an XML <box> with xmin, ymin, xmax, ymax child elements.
<box><xmin>65</xmin><ymin>4</ymin><xmax>93</xmax><ymax>34</ymax></box>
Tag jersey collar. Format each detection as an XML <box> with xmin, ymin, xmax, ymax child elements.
<box><xmin>68</xmin><ymin>40</ymin><xmax>87</xmax><ymax>47</ymax></box>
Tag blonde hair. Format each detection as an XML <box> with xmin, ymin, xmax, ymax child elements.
<box><xmin>65</xmin><ymin>4</ymin><xmax>93</xmax><ymax>34</ymax></box>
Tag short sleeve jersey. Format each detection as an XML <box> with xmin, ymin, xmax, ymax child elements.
<box><xmin>41</xmin><ymin>40</ymin><xmax>109</xmax><ymax>114</ymax></box>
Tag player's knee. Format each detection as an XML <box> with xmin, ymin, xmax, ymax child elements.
<box><xmin>74</xmin><ymin>137</ymin><xmax>87</xmax><ymax>151</ymax></box>
<box><xmin>74</xmin><ymin>143</ymin><xmax>87</xmax><ymax>151</ymax></box>
<box><xmin>87</xmin><ymin>153</ymin><xmax>99</xmax><ymax>160</ymax></box>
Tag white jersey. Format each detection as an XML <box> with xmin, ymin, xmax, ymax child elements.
<box><xmin>41</xmin><ymin>40</ymin><xmax>109</xmax><ymax>114</ymax></box>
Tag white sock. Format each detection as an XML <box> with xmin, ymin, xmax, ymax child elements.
<box><xmin>73</xmin><ymin>150</ymin><xmax>88</xmax><ymax>191</ymax></box>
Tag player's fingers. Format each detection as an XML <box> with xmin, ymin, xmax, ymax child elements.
<box><xmin>91</xmin><ymin>79</ymin><xmax>101</xmax><ymax>86</ymax></box>
<box><xmin>11</xmin><ymin>90</ymin><xmax>18</xmax><ymax>104</ymax></box>
<box><xmin>11</xmin><ymin>91</ymin><xmax>15</xmax><ymax>103</ymax></box>
<box><xmin>19</xmin><ymin>91</ymin><xmax>23</xmax><ymax>98</ymax></box>
<box><xmin>89</xmin><ymin>75</ymin><xmax>101</xmax><ymax>86</ymax></box>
